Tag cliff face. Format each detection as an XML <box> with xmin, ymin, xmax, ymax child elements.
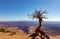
<box><xmin>0</xmin><ymin>29</ymin><xmax>60</xmax><ymax>39</ymax></box>
<box><xmin>0</xmin><ymin>27</ymin><xmax>29</xmax><ymax>39</ymax></box>
<box><xmin>0</xmin><ymin>27</ymin><xmax>60</xmax><ymax>39</ymax></box>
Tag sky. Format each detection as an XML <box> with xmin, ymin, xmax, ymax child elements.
<box><xmin>0</xmin><ymin>0</ymin><xmax>60</xmax><ymax>21</ymax></box>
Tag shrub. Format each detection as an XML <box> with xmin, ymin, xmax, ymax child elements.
<box><xmin>0</xmin><ymin>27</ymin><xmax>6</xmax><ymax>32</ymax></box>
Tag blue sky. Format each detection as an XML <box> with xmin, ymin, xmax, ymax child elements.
<box><xmin>0</xmin><ymin>0</ymin><xmax>60</xmax><ymax>21</ymax></box>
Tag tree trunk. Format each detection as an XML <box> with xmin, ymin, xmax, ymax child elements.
<box><xmin>35</xmin><ymin>19</ymin><xmax>42</xmax><ymax>36</ymax></box>
<box><xmin>38</xmin><ymin>19</ymin><xmax>42</xmax><ymax>29</ymax></box>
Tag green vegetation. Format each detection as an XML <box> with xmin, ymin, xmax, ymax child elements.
<box><xmin>0</xmin><ymin>27</ymin><xmax>6</xmax><ymax>32</ymax></box>
<box><xmin>0</xmin><ymin>27</ymin><xmax>16</xmax><ymax>36</ymax></box>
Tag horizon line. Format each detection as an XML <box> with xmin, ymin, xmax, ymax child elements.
<box><xmin>0</xmin><ymin>20</ymin><xmax>60</xmax><ymax>22</ymax></box>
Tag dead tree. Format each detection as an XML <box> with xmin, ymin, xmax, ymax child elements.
<box><xmin>29</xmin><ymin>9</ymin><xmax>49</xmax><ymax>39</ymax></box>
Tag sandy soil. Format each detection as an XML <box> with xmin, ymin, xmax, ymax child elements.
<box><xmin>0</xmin><ymin>30</ymin><xmax>60</xmax><ymax>39</ymax></box>
<box><xmin>0</xmin><ymin>27</ymin><xmax>60</xmax><ymax>39</ymax></box>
